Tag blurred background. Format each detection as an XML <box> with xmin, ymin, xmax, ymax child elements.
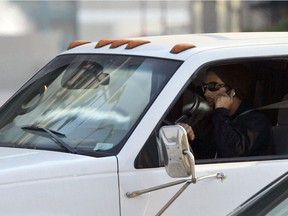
<box><xmin>0</xmin><ymin>0</ymin><xmax>288</xmax><ymax>105</ymax></box>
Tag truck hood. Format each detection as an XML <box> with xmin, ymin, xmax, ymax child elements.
<box><xmin>0</xmin><ymin>147</ymin><xmax>118</xmax><ymax>185</ymax></box>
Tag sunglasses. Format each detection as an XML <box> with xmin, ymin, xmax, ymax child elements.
<box><xmin>201</xmin><ymin>82</ymin><xmax>227</xmax><ymax>92</ymax></box>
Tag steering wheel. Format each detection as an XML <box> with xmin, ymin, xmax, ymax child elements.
<box><xmin>174</xmin><ymin>93</ymin><xmax>201</xmax><ymax>123</ymax></box>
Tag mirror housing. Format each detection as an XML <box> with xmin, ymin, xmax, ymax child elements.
<box><xmin>159</xmin><ymin>125</ymin><xmax>193</xmax><ymax>178</ymax></box>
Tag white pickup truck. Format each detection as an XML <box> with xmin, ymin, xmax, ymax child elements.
<box><xmin>0</xmin><ymin>32</ymin><xmax>288</xmax><ymax>216</ymax></box>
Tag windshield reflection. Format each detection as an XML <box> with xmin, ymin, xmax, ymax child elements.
<box><xmin>0</xmin><ymin>54</ymin><xmax>181</xmax><ymax>156</ymax></box>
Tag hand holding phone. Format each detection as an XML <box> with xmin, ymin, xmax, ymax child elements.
<box><xmin>215</xmin><ymin>89</ymin><xmax>235</xmax><ymax>109</ymax></box>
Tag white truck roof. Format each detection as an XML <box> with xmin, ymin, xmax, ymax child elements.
<box><xmin>62</xmin><ymin>32</ymin><xmax>288</xmax><ymax>60</ymax></box>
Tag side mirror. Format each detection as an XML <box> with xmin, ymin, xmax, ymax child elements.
<box><xmin>159</xmin><ymin>125</ymin><xmax>194</xmax><ymax>178</ymax></box>
<box><xmin>127</xmin><ymin>125</ymin><xmax>225</xmax><ymax>214</ymax></box>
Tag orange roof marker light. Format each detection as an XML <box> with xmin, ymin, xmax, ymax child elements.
<box><xmin>170</xmin><ymin>43</ymin><xmax>196</xmax><ymax>54</ymax></box>
<box><xmin>125</xmin><ymin>40</ymin><xmax>150</xmax><ymax>49</ymax></box>
<box><xmin>95</xmin><ymin>39</ymin><xmax>115</xmax><ymax>48</ymax></box>
<box><xmin>67</xmin><ymin>40</ymin><xmax>91</xmax><ymax>50</ymax></box>
<box><xmin>110</xmin><ymin>39</ymin><xmax>131</xmax><ymax>48</ymax></box>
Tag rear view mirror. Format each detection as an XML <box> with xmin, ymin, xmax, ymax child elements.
<box><xmin>159</xmin><ymin>125</ymin><xmax>193</xmax><ymax>178</ymax></box>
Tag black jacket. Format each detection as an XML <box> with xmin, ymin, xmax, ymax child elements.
<box><xmin>192</xmin><ymin>102</ymin><xmax>275</xmax><ymax>159</ymax></box>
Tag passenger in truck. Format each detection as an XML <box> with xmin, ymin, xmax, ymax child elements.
<box><xmin>179</xmin><ymin>64</ymin><xmax>275</xmax><ymax>159</ymax></box>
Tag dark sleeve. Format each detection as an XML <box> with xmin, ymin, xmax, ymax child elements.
<box><xmin>190</xmin><ymin>115</ymin><xmax>216</xmax><ymax>159</ymax></box>
<box><xmin>212</xmin><ymin>108</ymin><xmax>274</xmax><ymax>157</ymax></box>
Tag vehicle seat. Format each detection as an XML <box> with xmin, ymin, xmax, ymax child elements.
<box><xmin>273</xmin><ymin>94</ymin><xmax>288</xmax><ymax>155</ymax></box>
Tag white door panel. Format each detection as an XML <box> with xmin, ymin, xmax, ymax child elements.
<box><xmin>119</xmin><ymin>159</ymin><xmax>288</xmax><ymax>216</ymax></box>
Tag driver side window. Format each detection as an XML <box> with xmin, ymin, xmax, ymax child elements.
<box><xmin>135</xmin><ymin>58</ymin><xmax>288</xmax><ymax>169</ymax></box>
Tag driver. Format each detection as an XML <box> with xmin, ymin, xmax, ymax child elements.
<box><xmin>179</xmin><ymin>63</ymin><xmax>275</xmax><ymax>158</ymax></box>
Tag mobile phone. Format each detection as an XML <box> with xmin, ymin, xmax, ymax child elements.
<box><xmin>227</xmin><ymin>88</ymin><xmax>236</xmax><ymax>96</ymax></box>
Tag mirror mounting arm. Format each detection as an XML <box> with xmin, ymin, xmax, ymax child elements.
<box><xmin>126</xmin><ymin>178</ymin><xmax>187</xmax><ymax>198</ymax></box>
<box><xmin>183</xmin><ymin>149</ymin><xmax>197</xmax><ymax>183</ymax></box>
<box><xmin>156</xmin><ymin>180</ymin><xmax>193</xmax><ymax>216</ymax></box>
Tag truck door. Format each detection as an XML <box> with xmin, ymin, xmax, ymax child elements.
<box><xmin>118</xmin><ymin>57</ymin><xmax>288</xmax><ymax>216</ymax></box>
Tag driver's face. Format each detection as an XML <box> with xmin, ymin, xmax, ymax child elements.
<box><xmin>203</xmin><ymin>71</ymin><xmax>227</xmax><ymax>108</ymax></box>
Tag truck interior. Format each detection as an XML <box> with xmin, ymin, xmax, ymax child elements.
<box><xmin>135</xmin><ymin>57</ymin><xmax>288</xmax><ymax>168</ymax></box>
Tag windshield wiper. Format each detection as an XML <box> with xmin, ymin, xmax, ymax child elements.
<box><xmin>21</xmin><ymin>125</ymin><xmax>77</xmax><ymax>154</ymax></box>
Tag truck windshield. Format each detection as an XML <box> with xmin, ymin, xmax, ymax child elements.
<box><xmin>0</xmin><ymin>54</ymin><xmax>181</xmax><ymax>156</ymax></box>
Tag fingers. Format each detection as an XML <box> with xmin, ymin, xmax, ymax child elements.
<box><xmin>178</xmin><ymin>123</ymin><xmax>195</xmax><ymax>141</ymax></box>
<box><xmin>215</xmin><ymin>92</ymin><xmax>233</xmax><ymax>109</ymax></box>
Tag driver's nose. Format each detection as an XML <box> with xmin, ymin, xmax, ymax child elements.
<box><xmin>204</xmin><ymin>89</ymin><xmax>212</xmax><ymax>98</ymax></box>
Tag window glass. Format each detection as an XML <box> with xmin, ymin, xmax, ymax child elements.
<box><xmin>0</xmin><ymin>54</ymin><xmax>181</xmax><ymax>156</ymax></box>
<box><xmin>266</xmin><ymin>197</ymin><xmax>288</xmax><ymax>216</ymax></box>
